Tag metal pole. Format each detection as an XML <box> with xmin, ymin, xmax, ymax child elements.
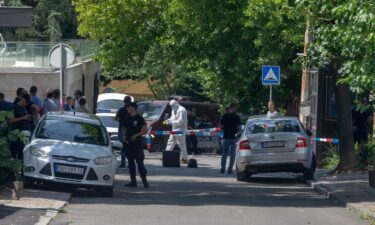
<box><xmin>269</xmin><ymin>85</ymin><xmax>273</xmax><ymax>101</ymax></box>
<box><xmin>59</xmin><ymin>43</ymin><xmax>64</xmax><ymax>113</ymax></box>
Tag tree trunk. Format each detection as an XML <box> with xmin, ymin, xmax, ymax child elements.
<box><xmin>333</xmin><ymin>62</ymin><xmax>357</xmax><ymax>171</ymax></box>
<box><xmin>145</xmin><ymin>76</ymin><xmax>159</xmax><ymax>99</ymax></box>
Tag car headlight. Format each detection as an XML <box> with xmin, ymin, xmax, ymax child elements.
<box><xmin>94</xmin><ymin>156</ymin><xmax>113</xmax><ymax>165</ymax></box>
<box><xmin>30</xmin><ymin>146</ymin><xmax>48</xmax><ymax>159</ymax></box>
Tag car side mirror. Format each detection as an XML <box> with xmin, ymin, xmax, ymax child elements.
<box><xmin>306</xmin><ymin>130</ymin><xmax>313</xmax><ymax>136</ymax></box>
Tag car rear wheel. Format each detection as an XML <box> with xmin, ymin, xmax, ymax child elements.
<box><xmin>303</xmin><ymin>154</ymin><xmax>316</xmax><ymax>180</ymax></box>
<box><xmin>236</xmin><ymin>165</ymin><xmax>250</xmax><ymax>181</ymax></box>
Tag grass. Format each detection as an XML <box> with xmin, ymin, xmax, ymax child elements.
<box><xmin>58</xmin><ymin>206</ymin><xmax>67</xmax><ymax>213</ymax></box>
<box><xmin>319</xmin><ymin>144</ymin><xmax>340</xmax><ymax>170</ymax></box>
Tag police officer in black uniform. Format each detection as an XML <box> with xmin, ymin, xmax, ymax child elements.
<box><xmin>9</xmin><ymin>93</ymin><xmax>32</xmax><ymax>160</ymax></box>
<box><xmin>122</xmin><ymin>102</ymin><xmax>149</xmax><ymax>188</ymax></box>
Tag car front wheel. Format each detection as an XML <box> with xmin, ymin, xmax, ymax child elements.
<box><xmin>100</xmin><ymin>186</ymin><xmax>114</xmax><ymax>197</ymax></box>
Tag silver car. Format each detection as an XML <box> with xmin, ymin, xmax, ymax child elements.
<box><xmin>236</xmin><ymin>116</ymin><xmax>316</xmax><ymax>181</ymax></box>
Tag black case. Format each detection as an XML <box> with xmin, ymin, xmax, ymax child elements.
<box><xmin>163</xmin><ymin>151</ymin><xmax>180</xmax><ymax>167</ymax></box>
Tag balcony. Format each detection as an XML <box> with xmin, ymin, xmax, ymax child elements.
<box><xmin>0</xmin><ymin>40</ymin><xmax>96</xmax><ymax>72</ymax></box>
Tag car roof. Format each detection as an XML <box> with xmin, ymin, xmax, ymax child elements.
<box><xmin>95</xmin><ymin>113</ymin><xmax>117</xmax><ymax>117</ymax></box>
<box><xmin>97</xmin><ymin>93</ymin><xmax>134</xmax><ymax>102</ymax></box>
<box><xmin>247</xmin><ymin>115</ymin><xmax>300</xmax><ymax>122</ymax></box>
<box><xmin>137</xmin><ymin>100</ymin><xmax>219</xmax><ymax>107</ymax></box>
<box><xmin>44</xmin><ymin>112</ymin><xmax>103</xmax><ymax>126</ymax></box>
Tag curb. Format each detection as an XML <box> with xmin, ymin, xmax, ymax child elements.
<box><xmin>306</xmin><ymin>179</ymin><xmax>375</xmax><ymax>222</ymax></box>
<box><xmin>35</xmin><ymin>192</ymin><xmax>72</xmax><ymax>225</ymax></box>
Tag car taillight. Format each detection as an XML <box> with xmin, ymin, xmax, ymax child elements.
<box><xmin>239</xmin><ymin>140</ymin><xmax>251</xmax><ymax>150</ymax></box>
<box><xmin>296</xmin><ymin>137</ymin><xmax>308</xmax><ymax>148</ymax></box>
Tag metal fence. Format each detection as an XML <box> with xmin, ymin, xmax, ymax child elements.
<box><xmin>0</xmin><ymin>40</ymin><xmax>96</xmax><ymax>68</ymax></box>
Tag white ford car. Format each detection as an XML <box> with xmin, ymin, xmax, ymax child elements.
<box><xmin>23</xmin><ymin>112</ymin><xmax>117</xmax><ymax>197</ymax></box>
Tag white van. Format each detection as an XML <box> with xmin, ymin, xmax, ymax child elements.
<box><xmin>96</xmin><ymin>93</ymin><xmax>134</xmax><ymax>113</ymax></box>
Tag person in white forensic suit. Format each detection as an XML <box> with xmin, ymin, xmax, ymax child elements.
<box><xmin>164</xmin><ymin>100</ymin><xmax>189</xmax><ymax>163</ymax></box>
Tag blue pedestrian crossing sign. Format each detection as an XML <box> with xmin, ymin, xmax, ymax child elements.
<box><xmin>262</xmin><ymin>65</ymin><xmax>280</xmax><ymax>85</ymax></box>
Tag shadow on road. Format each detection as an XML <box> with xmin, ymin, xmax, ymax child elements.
<box><xmin>0</xmin><ymin>205</ymin><xmax>43</xmax><ymax>224</ymax></box>
<box><xmin>64</xmin><ymin>162</ymin><xmax>343</xmax><ymax>209</ymax></box>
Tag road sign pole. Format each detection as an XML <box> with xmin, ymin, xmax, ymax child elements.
<box><xmin>59</xmin><ymin>43</ymin><xmax>65</xmax><ymax>113</ymax></box>
<box><xmin>49</xmin><ymin>43</ymin><xmax>74</xmax><ymax>113</ymax></box>
<box><xmin>269</xmin><ymin>85</ymin><xmax>273</xmax><ymax>101</ymax></box>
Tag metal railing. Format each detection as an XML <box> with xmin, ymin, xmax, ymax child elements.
<box><xmin>0</xmin><ymin>40</ymin><xmax>97</xmax><ymax>68</ymax></box>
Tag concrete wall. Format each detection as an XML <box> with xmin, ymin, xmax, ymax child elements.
<box><xmin>0</xmin><ymin>72</ymin><xmax>59</xmax><ymax>101</ymax></box>
<box><xmin>0</xmin><ymin>60</ymin><xmax>100</xmax><ymax>112</ymax></box>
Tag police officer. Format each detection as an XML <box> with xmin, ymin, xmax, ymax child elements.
<box><xmin>116</xmin><ymin>96</ymin><xmax>132</xmax><ymax>168</ymax></box>
<box><xmin>122</xmin><ymin>102</ymin><xmax>149</xmax><ymax>188</ymax></box>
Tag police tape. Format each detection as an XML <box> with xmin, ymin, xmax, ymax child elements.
<box><xmin>146</xmin><ymin>128</ymin><xmax>222</xmax><ymax>150</ymax></box>
<box><xmin>311</xmin><ymin>138</ymin><xmax>339</xmax><ymax>144</ymax></box>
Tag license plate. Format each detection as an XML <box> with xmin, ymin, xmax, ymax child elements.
<box><xmin>262</xmin><ymin>141</ymin><xmax>285</xmax><ymax>148</ymax></box>
<box><xmin>55</xmin><ymin>165</ymin><xmax>84</xmax><ymax>175</ymax></box>
<box><xmin>199</xmin><ymin>136</ymin><xmax>212</xmax><ymax>141</ymax></box>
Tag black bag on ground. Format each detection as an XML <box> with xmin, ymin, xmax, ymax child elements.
<box><xmin>163</xmin><ymin>150</ymin><xmax>180</xmax><ymax>167</ymax></box>
<box><xmin>187</xmin><ymin>158</ymin><xmax>198</xmax><ymax>168</ymax></box>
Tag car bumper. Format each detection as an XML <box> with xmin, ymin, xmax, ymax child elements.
<box><xmin>23</xmin><ymin>155</ymin><xmax>116</xmax><ymax>187</ymax></box>
<box><xmin>236</xmin><ymin>151</ymin><xmax>312</xmax><ymax>173</ymax></box>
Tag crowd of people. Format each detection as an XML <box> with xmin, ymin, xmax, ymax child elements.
<box><xmin>0</xmin><ymin>86</ymin><xmax>89</xmax><ymax>160</ymax></box>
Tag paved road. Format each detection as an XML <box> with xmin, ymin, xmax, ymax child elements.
<box><xmin>50</xmin><ymin>155</ymin><xmax>366</xmax><ymax>225</ymax></box>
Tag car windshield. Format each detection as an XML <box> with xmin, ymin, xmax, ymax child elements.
<box><xmin>98</xmin><ymin>115</ymin><xmax>118</xmax><ymax>128</ymax></box>
<box><xmin>35</xmin><ymin>118</ymin><xmax>109</xmax><ymax>146</ymax></box>
<box><xmin>246</xmin><ymin>119</ymin><xmax>301</xmax><ymax>134</ymax></box>
<box><xmin>97</xmin><ymin>99</ymin><xmax>123</xmax><ymax>110</ymax></box>
<box><xmin>137</xmin><ymin>102</ymin><xmax>165</xmax><ymax>120</ymax></box>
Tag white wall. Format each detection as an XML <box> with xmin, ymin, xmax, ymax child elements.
<box><xmin>0</xmin><ymin>60</ymin><xmax>100</xmax><ymax>112</ymax></box>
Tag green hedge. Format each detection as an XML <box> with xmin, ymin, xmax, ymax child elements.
<box><xmin>0</xmin><ymin>111</ymin><xmax>22</xmax><ymax>186</ymax></box>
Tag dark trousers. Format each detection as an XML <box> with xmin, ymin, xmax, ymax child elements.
<box><xmin>125</xmin><ymin>140</ymin><xmax>147</xmax><ymax>181</ymax></box>
<box><xmin>120</xmin><ymin>142</ymin><xmax>127</xmax><ymax>166</ymax></box>
<box><xmin>10</xmin><ymin>140</ymin><xmax>24</xmax><ymax>160</ymax></box>
<box><xmin>186</xmin><ymin>136</ymin><xmax>198</xmax><ymax>154</ymax></box>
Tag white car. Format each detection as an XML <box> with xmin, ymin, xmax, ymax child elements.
<box><xmin>23</xmin><ymin>112</ymin><xmax>117</xmax><ymax>197</ymax></box>
<box><xmin>97</xmin><ymin>93</ymin><xmax>134</xmax><ymax>113</ymax></box>
<box><xmin>96</xmin><ymin>113</ymin><xmax>123</xmax><ymax>150</ymax></box>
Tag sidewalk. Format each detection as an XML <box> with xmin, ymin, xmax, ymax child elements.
<box><xmin>0</xmin><ymin>186</ymin><xmax>71</xmax><ymax>225</ymax></box>
<box><xmin>308</xmin><ymin>169</ymin><xmax>375</xmax><ymax>223</ymax></box>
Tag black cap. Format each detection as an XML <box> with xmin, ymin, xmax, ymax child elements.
<box><xmin>124</xmin><ymin>96</ymin><xmax>132</xmax><ymax>104</ymax></box>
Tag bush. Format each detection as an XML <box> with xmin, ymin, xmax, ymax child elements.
<box><xmin>319</xmin><ymin>144</ymin><xmax>340</xmax><ymax>170</ymax></box>
<box><xmin>0</xmin><ymin>111</ymin><xmax>22</xmax><ymax>186</ymax></box>
<box><xmin>364</xmin><ymin>138</ymin><xmax>375</xmax><ymax>170</ymax></box>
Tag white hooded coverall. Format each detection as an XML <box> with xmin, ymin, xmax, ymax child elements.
<box><xmin>165</xmin><ymin>100</ymin><xmax>188</xmax><ymax>161</ymax></box>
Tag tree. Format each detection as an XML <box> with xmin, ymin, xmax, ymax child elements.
<box><xmin>74</xmin><ymin>0</ymin><xmax>196</xmax><ymax>99</ymax></box>
<box><xmin>297</xmin><ymin>0</ymin><xmax>375</xmax><ymax>171</ymax></box>
<box><xmin>75</xmin><ymin>0</ymin><xmax>305</xmax><ymax>112</ymax></box>
<box><xmin>164</xmin><ymin>0</ymin><xmax>305</xmax><ymax>112</ymax></box>
<box><xmin>2</xmin><ymin>0</ymin><xmax>78</xmax><ymax>41</ymax></box>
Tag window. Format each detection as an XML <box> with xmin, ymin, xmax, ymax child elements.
<box><xmin>137</xmin><ymin>103</ymin><xmax>165</xmax><ymax>120</ymax></box>
<box><xmin>98</xmin><ymin>116</ymin><xmax>119</xmax><ymax>128</ymax></box>
<box><xmin>36</xmin><ymin>118</ymin><xmax>109</xmax><ymax>146</ymax></box>
<box><xmin>97</xmin><ymin>100</ymin><xmax>123</xmax><ymax>110</ymax></box>
<box><xmin>246</xmin><ymin>119</ymin><xmax>301</xmax><ymax>134</ymax></box>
